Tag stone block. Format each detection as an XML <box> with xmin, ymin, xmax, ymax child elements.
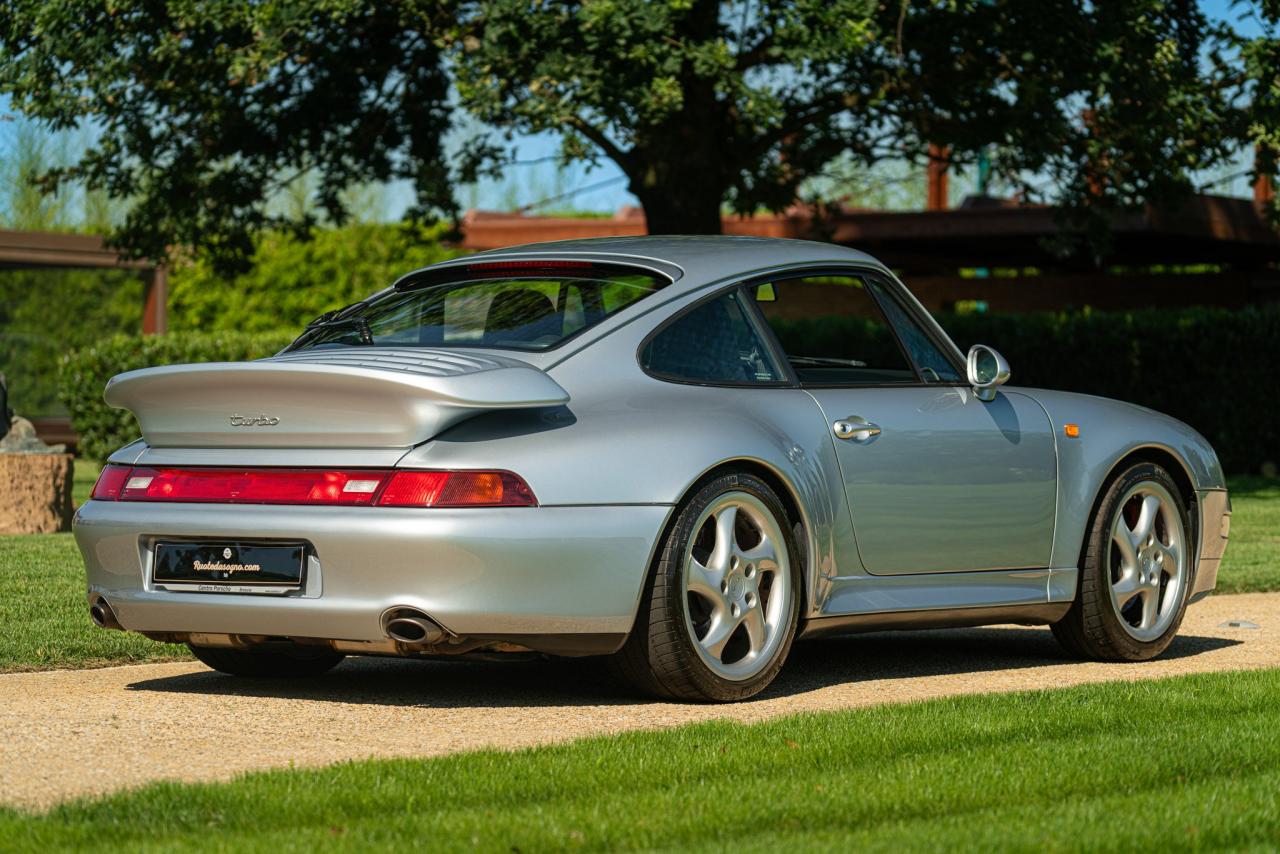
<box><xmin>0</xmin><ymin>453</ymin><xmax>74</xmax><ymax>534</ymax></box>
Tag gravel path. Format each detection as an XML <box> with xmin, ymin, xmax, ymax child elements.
<box><xmin>3</xmin><ymin>592</ymin><xmax>1277</xmax><ymax>810</ymax></box>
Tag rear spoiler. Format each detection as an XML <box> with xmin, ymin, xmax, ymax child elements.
<box><xmin>104</xmin><ymin>352</ymin><xmax>569</xmax><ymax>449</ymax></box>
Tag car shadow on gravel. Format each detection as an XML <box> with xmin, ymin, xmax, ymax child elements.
<box><xmin>124</xmin><ymin>626</ymin><xmax>1242</xmax><ymax>707</ymax></box>
<box><xmin>763</xmin><ymin>627</ymin><xmax>1242</xmax><ymax>699</ymax></box>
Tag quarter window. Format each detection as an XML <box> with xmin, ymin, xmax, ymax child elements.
<box><xmin>751</xmin><ymin>275</ymin><xmax>916</xmax><ymax>385</ymax></box>
<box><xmin>642</xmin><ymin>290</ymin><xmax>784</xmax><ymax>385</ymax></box>
<box><xmin>865</xmin><ymin>279</ymin><xmax>963</xmax><ymax>383</ymax></box>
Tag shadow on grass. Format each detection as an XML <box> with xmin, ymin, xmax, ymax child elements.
<box><xmin>124</xmin><ymin>626</ymin><xmax>1242</xmax><ymax>708</ymax></box>
<box><xmin>1225</xmin><ymin>475</ymin><xmax>1280</xmax><ymax>499</ymax></box>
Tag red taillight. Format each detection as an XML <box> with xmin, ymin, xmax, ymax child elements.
<box><xmin>117</xmin><ymin>467</ymin><xmax>391</xmax><ymax>505</ymax></box>
<box><xmin>377</xmin><ymin>471</ymin><xmax>536</xmax><ymax>507</ymax></box>
<box><xmin>88</xmin><ymin>466</ymin><xmax>536</xmax><ymax>507</ymax></box>
<box><xmin>89</xmin><ymin>464</ymin><xmax>132</xmax><ymax>500</ymax></box>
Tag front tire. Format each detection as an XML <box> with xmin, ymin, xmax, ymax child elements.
<box><xmin>188</xmin><ymin>643</ymin><xmax>346</xmax><ymax>677</ymax></box>
<box><xmin>1052</xmin><ymin>462</ymin><xmax>1193</xmax><ymax>661</ymax></box>
<box><xmin>616</xmin><ymin>472</ymin><xmax>801</xmax><ymax>702</ymax></box>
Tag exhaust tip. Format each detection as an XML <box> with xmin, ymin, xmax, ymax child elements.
<box><xmin>386</xmin><ymin>618</ymin><xmax>429</xmax><ymax>643</ymax></box>
<box><xmin>89</xmin><ymin>597</ymin><xmax>123</xmax><ymax>631</ymax></box>
<box><xmin>382</xmin><ymin>608</ymin><xmax>446</xmax><ymax>645</ymax></box>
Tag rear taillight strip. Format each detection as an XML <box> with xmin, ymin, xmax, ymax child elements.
<box><xmin>88</xmin><ymin>465</ymin><xmax>536</xmax><ymax>507</ymax></box>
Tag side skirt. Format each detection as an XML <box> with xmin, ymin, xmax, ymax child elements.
<box><xmin>799</xmin><ymin>602</ymin><xmax>1071</xmax><ymax>639</ymax></box>
<box><xmin>803</xmin><ymin>565</ymin><xmax>1078</xmax><ymax>639</ymax></box>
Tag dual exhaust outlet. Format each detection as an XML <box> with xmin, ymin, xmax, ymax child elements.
<box><xmin>382</xmin><ymin>607</ymin><xmax>447</xmax><ymax>646</ymax></box>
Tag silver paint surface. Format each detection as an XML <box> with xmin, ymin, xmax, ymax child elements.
<box><xmin>806</xmin><ymin>386</ymin><xmax>1056</xmax><ymax>574</ymax></box>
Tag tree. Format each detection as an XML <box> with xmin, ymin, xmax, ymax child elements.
<box><xmin>0</xmin><ymin>1</ymin><xmax>454</xmax><ymax>272</ymax></box>
<box><xmin>0</xmin><ymin>0</ymin><xmax>1251</xmax><ymax>265</ymax></box>
<box><xmin>1234</xmin><ymin>0</ymin><xmax>1280</xmax><ymax>219</ymax></box>
<box><xmin>454</xmin><ymin>0</ymin><xmax>1239</xmax><ymax>239</ymax></box>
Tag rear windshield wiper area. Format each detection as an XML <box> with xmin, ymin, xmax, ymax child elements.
<box><xmin>291</xmin><ymin>313</ymin><xmax>375</xmax><ymax>349</ymax></box>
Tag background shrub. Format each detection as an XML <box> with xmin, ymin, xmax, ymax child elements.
<box><xmin>0</xmin><ymin>267</ymin><xmax>145</xmax><ymax>415</ymax></box>
<box><xmin>771</xmin><ymin>305</ymin><xmax>1280</xmax><ymax>475</ymax></box>
<box><xmin>168</xmin><ymin>222</ymin><xmax>462</xmax><ymax>333</ymax></box>
<box><xmin>59</xmin><ymin>331</ymin><xmax>294</xmax><ymax>460</ymax></box>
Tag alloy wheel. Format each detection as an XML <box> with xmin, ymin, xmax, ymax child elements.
<box><xmin>1107</xmin><ymin>481</ymin><xmax>1188</xmax><ymax>643</ymax></box>
<box><xmin>682</xmin><ymin>491</ymin><xmax>793</xmax><ymax>681</ymax></box>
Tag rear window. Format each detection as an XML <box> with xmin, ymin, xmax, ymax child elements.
<box><xmin>287</xmin><ymin>262</ymin><xmax>670</xmax><ymax>352</ymax></box>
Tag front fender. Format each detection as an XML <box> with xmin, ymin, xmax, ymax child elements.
<box><xmin>1025</xmin><ymin>389</ymin><xmax>1226</xmax><ymax>574</ymax></box>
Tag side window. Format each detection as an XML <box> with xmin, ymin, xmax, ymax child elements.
<box><xmin>750</xmin><ymin>275</ymin><xmax>916</xmax><ymax>385</ymax></box>
<box><xmin>865</xmin><ymin>279</ymin><xmax>964</xmax><ymax>383</ymax></box>
<box><xmin>642</xmin><ymin>289</ymin><xmax>784</xmax><ymax>385</ymax></box>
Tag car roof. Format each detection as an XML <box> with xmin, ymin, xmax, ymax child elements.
<box><xmin>400</xmin><ymin>235</ymin><xmax>889</xmax><ymax>295</ymax></box>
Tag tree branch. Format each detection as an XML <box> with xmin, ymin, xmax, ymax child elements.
<box><xmin>564</xmin><ymin>115</ymin><xmax>632</xmax><ymax>172</ymax></box>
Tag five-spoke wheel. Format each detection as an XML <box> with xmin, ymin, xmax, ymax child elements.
<box><xmin>1053</xmin><ymin>462</ymin><xmax>1193</xmax><ymax>661</ymax></box>
<box><xmin>617</xmin><ymin>472</ymin><xmax>800</xmax><ymax>701</ymax></box>
<box><xmin>683</xmin><ymin>492</ymin><xmax>793</xmax><ymax>682</ymax></box>
<box><xmin>1106</xmin><ymin>482</ymin><xmax>1188</xmax><ymax>643</ymax></box>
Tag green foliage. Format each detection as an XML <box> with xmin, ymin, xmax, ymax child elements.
<box><xmin>0</xmin><ymin>1</ymin><xmax>1254</xmax><ymax>259</ymax></box>
<box><xmin>0</xmin><ymin>268</ymin><xmax>144</xmax><ymax>415</ymax></box>
<box><xmin>1234</xmin><ymin>6</ymin><xmax>1280</xmax><ymax>212</ymax></box>
<box><xmin>453</xmin><ymin>0</ymin><xmax>1240</xmax><ymax>238</ymax></box>
<box><xmin>770</xmin><ymin>305</ymin><xmax>1280</xmax><ymax>475</ymax></box>
<box><xmin>168</xmin><ymin>223</ymin><xmax>463</xmax><ymax>333</ymax></box>
<box><xmin>0</xmin><ymin>0</ymin><xmax>454</xmax><ymax>273</ymax></box>
<box><xmin>59</xmin><ymin>331</ymin><xmax>294</xmax><ymax>460</ymax></box>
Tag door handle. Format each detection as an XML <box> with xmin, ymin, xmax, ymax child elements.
<box><xmin>833</xmin><ymin>417</ymin><xmax>882</xmax><ymax>441</ymax></box>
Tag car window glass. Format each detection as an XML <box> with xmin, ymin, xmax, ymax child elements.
<box><xmin>865</xmin><ymin>279</ymin><xmax>963</xmax><ymax>383</ymax></box>
<box><xmin>288</xmin><ymin>266</ymin><xmax>667</xmax><ymax>352</ymax></box>
<box><xmin>642</xmin><ymin>290</ymin><xmax>784</xmax><ymax>385</ymax></box>
<box><xmin>750</xmin><ymin>275</ymin><xmax>916</xmax><ymax>385</ymax></box>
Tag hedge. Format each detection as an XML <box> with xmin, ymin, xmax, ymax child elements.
<box><xmin>0</xmin><ymin>267</ymin><xmax>146</xmax><ymax>415</ymax></box>
<box><xmin>63</xmin><ymin>306</ymin><xmax>1279</xmax><ymax>473</ymax></box>
<box><xmin>168</xmin><ymin>222</ymin><xmax>461</xmax><ymax>334</ymax></box>
<box><xmin>772</xmin><ymin>305</ymin><xmax>1280</xmax><ymax>475</ymax></box>
<box><xmin>59</xmin><ymin>331</ymin><xmax>295</xmax><ymax>461</ymax></box>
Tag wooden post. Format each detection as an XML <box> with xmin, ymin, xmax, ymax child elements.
<box><xmin>926</xmin><ymin>144</ymin><xmax>949</xmax><ymax>210</ymax></box>
<box><xmin>142</xmin><ymin>265</ymin><xmax>168</xmax><ymax>335</ymax></box>
<box><xmin>1255</xmin><ymin>146</ymin><xmax>1275</xmax><ymax>217</ymax></box>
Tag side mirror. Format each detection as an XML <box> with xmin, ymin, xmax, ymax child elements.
<box><xmin>966</xmin><ymin>344</ymin><xmax>1011</xmax><ymax>402</ymax></box>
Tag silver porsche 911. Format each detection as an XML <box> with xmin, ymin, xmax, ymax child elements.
<box><xmin>75</xmin><ymin>236</ymin><xmax>1231</xmax><ymax>701</ymax></box>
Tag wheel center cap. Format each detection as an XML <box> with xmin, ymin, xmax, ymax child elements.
<box><xmin>727</xmin><ymin>574</ymin><xmax>748</xmax><ymax>600</ymax></box>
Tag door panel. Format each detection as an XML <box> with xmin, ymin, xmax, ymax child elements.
<box><xmin>808</xmin><ymin>386</ymin><xmax>1057</xmax><ymax>574</ymax></box>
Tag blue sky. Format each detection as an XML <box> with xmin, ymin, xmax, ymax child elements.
<box><xmin>0</xmin><ymin>0</ymin><xmax>1268</xmax><ymax>220</ymax></box>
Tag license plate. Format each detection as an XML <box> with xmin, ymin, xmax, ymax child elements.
<box><xmin>153</xmin><ymin>541</ymin><xmax>305</xmax><ymax>594</ymax></box>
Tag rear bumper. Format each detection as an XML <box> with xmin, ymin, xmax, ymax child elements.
<box><xmin>1192</xmin><ymin>488</ymin><xmax>1230</xmax><ymax>598</ymax></box>
<box><xmin>73</xmin><ymin>500</ymin><xmax>670</xmax><ymax>654</ymax></box>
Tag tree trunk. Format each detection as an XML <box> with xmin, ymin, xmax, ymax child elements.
<box><xmin>632</xmin><ymin>183</ymin><xmax>726</xmax><ymax>235</ymax></box>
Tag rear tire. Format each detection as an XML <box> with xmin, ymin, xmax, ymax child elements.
<box><xmin>615</xmin><ymin>472</ymin><xmax>801</xmax><ymax>702</ymax></box>
<box><xmin>1052</xmin><ymin>462</ymin><xmax>1193</xmax><ymax>661</ymax></box>
<box><xmin>188</xmin><ymin>643</ymin><xmax>345</xmax><ymax>677</ymax></box>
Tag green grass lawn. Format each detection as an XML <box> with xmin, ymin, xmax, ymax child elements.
<box><xmin>71</xmin><ymin>458</ymin><xmax>99</xmax><ymax>509</ymax></box>
<box><xmin>1214</xmin><ymin>476</ymin><xmax>1280</xmax><ymax>594</ymax></box>
<box><xmin>3</xmin><ymin>668</ymin><xmax>1279</xmax><ymax>850</ymax></box>
<box><xmin>0</xmin><ymin>534</ymin><xmax>186</xmax><ymax>672</ymax></box>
